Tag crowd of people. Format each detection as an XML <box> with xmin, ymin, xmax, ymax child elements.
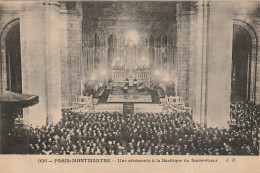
<box><xmin>229</xmin><ymin>98</ymin><xmax>259</xmax><ymax>154</ymax></box>
<box><xmin>5</xmin><ymin>98</ymin><xmax>259</xmax><ymax>155</ymax></box>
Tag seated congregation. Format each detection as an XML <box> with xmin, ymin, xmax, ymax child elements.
<box><xmin>5</xmin><ymin>99</ymin><xmax>259</xmax><ymax>155</ymax></box>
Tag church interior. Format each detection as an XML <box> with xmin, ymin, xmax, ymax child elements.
<box><xmin>0</xmin><ymin>1</ymin><xmax>259</xmax><ymax>155</ymax></box>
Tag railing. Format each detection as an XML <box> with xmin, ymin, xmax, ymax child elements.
<box><xmin>136</xmin><ymin>72</ymin><xmax>149</xmax><ymax>78</ymax></box>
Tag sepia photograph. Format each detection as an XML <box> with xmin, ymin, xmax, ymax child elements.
<box><xmin>0</xmin><ymin>0</ymin><xmax>259</xmax><ymax>160</ymax></box>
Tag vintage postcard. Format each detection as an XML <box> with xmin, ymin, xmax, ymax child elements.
<box><xmin>0</xmin><ymin>0</ymin><xmax>259</xmax><ymax>172</ymax></box>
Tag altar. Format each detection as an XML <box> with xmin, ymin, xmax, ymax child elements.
<box><xmin>107</xmin><ymin>86</ymin><xmax>152</xmax><ymax>103</ymax></box>
<box><xmin>112</xmin><ymin>69</ymin><xmax>150</xmax><ymax>86</ymax></box>
<box><xmin>110</xmin><ymin>48</ymin><xmax>151</xmax><ymax>86</ymax></box>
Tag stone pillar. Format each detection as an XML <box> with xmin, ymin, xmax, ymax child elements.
<box><xmin>103</xmin><ymin>44</ymin><xmax>107</xmax><ymax>71</ymax></box>
<box><xmin>192</xmin><ymin>2</ymin><xmax>234</xmax><ymax>128</ymax></box>
<box><xmin>60</xmin><ymin>2</ymin><xmax>83</xmax><ymax>107</ymax></box>
<box><xmin>206</xmin><ymin>2</ymin><xmax>233</xmax><ymax>128</ymax></box>
<box><xmin>176</xmin><ymin>3</ymin><xmax>195</xmax><ymax>104</ymax></box>
<box><xmin>192</xmin><ymin>2</ymin><xmax>209</xmax><ymax>125</ymax></box>
<box><xmin>187</xmin><ymin>5</ymin><xmax>197</xmax><ymax>111</ymax></box>
<box><xmin>59</xmin><ymin>2</ymin><xmax>70</xmax><ymax>107</ymax></box>
<box><xmin>154</xmin><ymin>46</ymin><xmax>158</xmax><ymax>68</ymax></box>
<box><xmin>255</xmin><ymin>20</ymin><xmax>260</xmax><ymax>104</ymax></box>
<box><xmin>250</xmin><ymin>47</ymin><xmax>256</xmax><ymax>102</ymax></box>
<box><xmin>0</xmin><ymin>49</ymin><xmax>7</xmax><ymax>92</ymax></box>
<box><xmin>256</xmin><ymin>44</ymin><xmax>260</xmax><ymax>104</ymax></box>
<box><xmin>20</xmin><ymin>2</ymin><xmax>62</xmax><ymax>126</ymax></box>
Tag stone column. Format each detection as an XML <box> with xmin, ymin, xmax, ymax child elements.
<box><xmin>64</xmin><ymin>2</ymin><xmax>83</xmax><ymax>106</ymax></box>
<box><xmin>256</xmin><ymin>44</ymin><xmax>260</xmax><ymax>104</ymax></box>
<box><xmin>206</xmin><ymin>2</ymin><xmax>233</xmax><ymax>128</ymax></box>
<box><xmin>154</xmin><ymin>46</ymin><xmax>158</xmax><ymax>69</ymax></box>
<box><xmin>0</xmin><ymin>49</ymin><xmax>7</xmax><ymax>92</ymax></box>
<box><xmin>192</xmin><ymin>1</ymin><xmax>209</xmax><ymax>125</ymax></box>
<box><xmin>59</xmin><ymin>3</ymin><xmax>70</xmax><ymax>107</ymax></box>
<box><xmin>103</xmin><ymin>44</ymin><xmax>105</xmax><ymax>72</ymax></box>
<box><xmin>187</xmin><ymin>5</ymin><xmax>197</xmax><ymax>110</ymax></box>
<box><xmin>20</xmin><ymin>2</ymin><xmax>62</xmax><ymax>126</ymax></box>
<box><xmin>255</xmin><ymin>20</ymin><xmax>260</xmax><ymax>105</ymax></box>
<box><xmin>192</xmin><ymin>2</ymin><xmax>234</xmax><ymax>128</ymax></box>
<box><xmin>176</xmin><ymin>3</ymin><xmax>195</xmax><ymax>104</ymax></box>
<box><xmin>250</xmin><ymin>47</ymin><xmax>256</xmax><ymax>102</ymax></box>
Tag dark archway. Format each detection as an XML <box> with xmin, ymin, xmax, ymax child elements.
<box><xmin>0</xmin><ymin>19</ymin><xmax>21</xmax><ymax>94</ymax></box>
<box><xmin>5</xmin><ymin>23</ymin><xmax>22</xmax><ymax>93</ymax></box>
<box><xmin>148</xmin><ymin>35</ymin><xmax>155</xmax><ymax>67</ymax></box>
<box><xmin>162</xmin><ymin>34</ymin><xmax>167</xmax><ymax>47</ymax></box>
<box><xmin>161</xmin><ymin>34</ymin><xmax>168</xmax><ymax>66</ymax></box>
<box><xmin>94</xmin><ymin>34</ymin><xmax>100</xmax><ymax>69</ymax></box>
<box><xmin>232</xmin><ymin>24</ymin><xmax>252</xmax><ymax>100</ymax></box>
<box><xmin>0</xmin><ymin>20</ymin><xmax>23</xmax><ymax>153</ymax></box>
<box><xmin>108</xmin><ymin>34</ymin><xmax>117</xmax><ymax>68</ymax></box>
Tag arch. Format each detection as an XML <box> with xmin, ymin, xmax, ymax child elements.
<box><xmin>84</xmin><ymin>32</ymin><xmax>94</xmax><ymax>47</ymax></box>
<box><xmin>148</xmin><ymin>35</ymin><xmax>155</xmax><ymax>47</ymax></box>
<box><xmin>0</xmin><ymin>19</ymin><xmax>20</xmax><ymax>50</ymax></box>
<box><xmin>233</xmin><ymin>19</ymin><xmax>257</xmax><ymax>47</ymax></box>
<box><xmin>82</xmin><ymin>32</ymin><xmax>94</xmax><ymax>72</ymax></box>
<box><xmin>94</xmin><ymin>30</ymin><xmax>105</xmax><ymax>46</ymax></box>
<box><xmin>148</xmin><ymin>35</ymin><xmax>155</xmax><ymax>67</ymax></box>
<box><xmin>143</xmin><ymin>32</ymin><xmax>153</xmax><ymax>46</ymax></box>
<box><xmin>93</xmin><ymin>34</ymin><xmax>100</xmax><ymax>69</ymax></box>
<box><xmin>94</xmin><ymin>34</ymin><xmax>100</xmax><ymax>47</ymax></box>
<box><xmin>0</xmin><ymin>14</ymin><xmax>20</xmax><ymax>40</ymax></box>
<box><xmin>232</xmin><ymin>19</ymin><xmax>258</xmax><ymax>102</ymax></box>
<box><xmin>0</xmin><ymin>19</ymin><xmax>20</xmax><ymax>93</ymax></box>
<box><xmin>108</xmin><ymin>34</ymin><xmax>117</xmax><ymax>48</ymax></box>
<box><xmin>162</xmin><ymin>34</ymin><xmax>167</xmax><ymax>47</ymax></box>
<box><xmin>154</xmin><ymin>31</ymin><xmax>164</xmax><ymax>41</ymax></box>
<box><xmin>83</xmin><ymin>32</ymin><xmax>92</xmax><ymax>47</ymax></box>
<box><xmin>107</xmin><ymin>34</ymin><xmax>117</xmax><ymax>68</ymax></box>
<box><xmin>154</xmin><ymin>32</ymin><xmax>162</xmax><ymax>47</ymax></box>
<box><xmin>106</xmin><ymin>32</ymin><xmax>120</xmax><ymax>46</ymax></box>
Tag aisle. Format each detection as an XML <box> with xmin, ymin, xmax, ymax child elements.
<box><xmin>123</xmin><ymin>103</ymin><xmax>134</xmax><ymax>114</ymax></box>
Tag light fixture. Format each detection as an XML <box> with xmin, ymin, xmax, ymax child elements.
<box><xmin>125</xmin><ymin>29</ymin><xmax>139</xmax><ymax>45</ymax></box>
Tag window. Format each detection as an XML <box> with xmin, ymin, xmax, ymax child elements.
<box><xmin>108</xmin><ymin>34</ymin><xmax>117</xmax><ymax>67</ymax></box>
<box><xmin>148</xmin><ymin>35</ymin><xmax>155</xmax><ymax>66</ymax></box>
<box><xmin>94</xmin><ymin>34</ymin><xmax>100</xmax><ymax>47</ymax></box>
<box><xmin>162</xmin><ymin>34</ymin><xmax>167</xmax><ymax>47</ymax></box>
